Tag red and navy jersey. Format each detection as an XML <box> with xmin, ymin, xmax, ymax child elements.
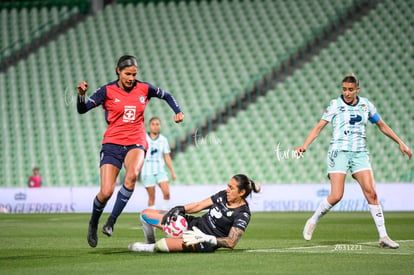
<box><xmin>77</xmin><ymin>80</ymin><xmax>181</xmax><ymax>147</ymax></box>
<box><xmin>188</xmin><ymin>190</ymin><xmax>251</xmax><ymax>238</ymax></box>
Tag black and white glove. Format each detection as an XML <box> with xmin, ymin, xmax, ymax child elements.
<box><xmin>183</xmin><ymin>226</ymin><xmax>217</xmax><ymax>246</ymax></box>
<box><xmin>161</xmin><ymin>205</ymin><xmax>185</xmax><ymax>226</ymax></box>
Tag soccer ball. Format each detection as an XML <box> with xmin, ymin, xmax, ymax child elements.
<box><xmin>162</xmin><ymin>215</ymin><xmax>188</xmax><ymax>237</ymax></box>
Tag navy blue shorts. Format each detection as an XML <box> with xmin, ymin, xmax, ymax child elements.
<box><xmin>100</xmin><ymin>143</ymin><xmax>146</xmax><ymax>169</ymax></box>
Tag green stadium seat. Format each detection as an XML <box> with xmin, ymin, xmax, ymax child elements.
<box><xmin>1</xmin><ymin>0</ymin><xmax>412</xmax><ymax>186</ymax></box>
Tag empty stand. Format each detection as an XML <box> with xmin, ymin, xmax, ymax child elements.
<box><xmin>0</xmin><ymin>0</ymin><xmax>412</xmax><ymax>186</ymax></box>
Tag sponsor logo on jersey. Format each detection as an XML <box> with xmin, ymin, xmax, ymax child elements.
<box><xmin>123</xmin><ymin>106</ymin><xmax>136</xmax><ymax>122</ymax></box>
<box><xmin>349</xmin><ymin>114</ymin><xmax>362</xmax><ymax>125</ymax></box>
<box><xmin>114</xmin><ymin>98</ymin><xmax>121</xmax><ymax>103</ymax></box>
<box><xmin>210</xmin><ymin>207</ymin><xmax>222</xmax><ymax>219</ymax></box>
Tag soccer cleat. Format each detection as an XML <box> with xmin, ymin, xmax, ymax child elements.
<box><xmin>87</xmin><ymin>223</ymin><xmax>98</xmax><ymax>248</ymax></box>
<box><xmin>303</xmin><ymin>218</ymin><xmax>316</xmax><ymax>241</ymax></box>
<box><xmin>128</xmin><ymin>242</ymin><xmax>155</xmax><ymax>253</ymax></box>
<box><xmin>102</xmin><ymin>216</ymin><xmax>116</xmax><ymax>237</ymax></box>
<box><xmin>379</xmin><ymin>236</ymin><xmax>399</xmax><ymax>249</ymax></box>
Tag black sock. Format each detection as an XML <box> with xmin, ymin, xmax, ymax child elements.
<box><xmin>110</xmin><ymin>185</ymin><xmax>133</xmax><ymax>220</ymax></box>
<box><xmin>90</xmin><ymin>196</ymin><xmax>106</xmax><ymax>226</ymax></box>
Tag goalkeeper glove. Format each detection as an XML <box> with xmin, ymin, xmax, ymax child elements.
<box><xmin>161</xmin><ymin>205</ymin><xmax>185</xmax><ymax>225</ymax></box>
<box><xmin>183</xmin><ymin>226</ymin><xmax>217</xmax><ymax>246</ymax></box>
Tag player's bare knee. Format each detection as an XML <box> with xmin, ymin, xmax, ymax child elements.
<box><xmin>99</xmin><ymin>189</ymin><xmax>114</xmax><ymax>201</ymax></box>
<box><xmin>365</xmin><ymin>190</ymin><xmax>378</xmax><ymax>204</ymax></box>
<box><xmin>141</xmin><ymin>208</ymin><xmax>159</xmax><ymax>219</ymax></box>
<box><xmin>328</xmin><ymin>194</ymin><xmax>342</xmax><ymax>205</ymax></box>
<box><xmin>123</xmin><ymin>175</ymin><xmax>138</xmax><ymax>189</ymax></box>
<box><xmin>141</xmin><ymin>208</ymin><xmax>151</xmax><ymax>217</ymax></box>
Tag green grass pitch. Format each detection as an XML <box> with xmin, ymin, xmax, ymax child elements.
<box><xmin>1</xmin><ymin>212</ymin><xmax>413</xmax><ymax>274</ymax></box>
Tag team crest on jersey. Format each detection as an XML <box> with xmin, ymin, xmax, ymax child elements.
<box><xmin>226</xmin><ymin>211</ymin><xmax>233</xmax><ymax>217</ymax></box>
<box><xmin>139</xmin><ymin>95</ymin><xmax>146</xmax><ymax>104</ymax></box>
<box><xmin>123</xmin><ymin>106</ymin><xmax>136</xmax><ymax>122</ymax></box>
<box><xmin>360</xmin><ymin>104</ymin><xmax>368</xmax><ymax>112</ymax></box>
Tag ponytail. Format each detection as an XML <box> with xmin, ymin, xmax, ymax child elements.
<box><xmin>232</xmin><ymin>174</ymin><xmax>261</xmax><ymax>199</ymax></box>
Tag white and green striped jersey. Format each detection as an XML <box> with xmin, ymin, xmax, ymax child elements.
<box><xmin>321</xmin><ymin>96</ymin><xmax>380</xmax><ymax>152</ymax></box>
<box><xmin>141</xmin><ymin>133</ymin><xmax>171</xmax><ymax>175</ymax></box>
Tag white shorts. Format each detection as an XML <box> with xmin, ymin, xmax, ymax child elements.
<box><xmin>327</xmin><ymin>150</ymin><xmax>372</xmax><ymax>175</ymax></box>
<box><xmin>141</xmin><ymin>171</ymin><xmax>169</xmax><ymax>187</ymax></box>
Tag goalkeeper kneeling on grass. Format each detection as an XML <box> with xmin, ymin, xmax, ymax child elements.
<box><xmin>128</xmin><ymin>174</ymin><xmax>260</xmax><ymax>253</ymax></box>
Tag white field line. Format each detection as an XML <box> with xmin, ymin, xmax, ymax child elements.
<box><xmin>358</xmin><ymin>239</ymin><xmax>414</xmax><ymax>245</ymax></box>
<box><xmin>244</xmin><ymin>240</ymin><xmax>414</xmax><ymax>255</ymax></box>
<box><xmin>285</xmin><ymin>245</ymin><xmax>329</xmax><ymax>250</ymax></box>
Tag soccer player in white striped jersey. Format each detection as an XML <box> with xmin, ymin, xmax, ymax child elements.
<box><xmin>140</xmin><ymin>117</ymin><xmax>176</xmax><ymax>210</ymax></box>
<box><xmin>296</xmin><ymin>74</ymin><xmax>412</xmax><ymax>249</ymax></box>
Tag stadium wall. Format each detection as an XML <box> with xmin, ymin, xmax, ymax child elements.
<box><xmin>1</xmin><ymin>183</ymin><xmax>413</xmax><ymax>214</ymax></box>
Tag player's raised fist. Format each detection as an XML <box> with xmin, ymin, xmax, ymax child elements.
<box><xmin>77</xmin><ymin>81</ymin><xmax>88</xmax><ymax>95</ymax></box>
<box><xmin>174</xmin><ymin>112</ymin><xmax>184</xmax><ymax>123</ymax></box>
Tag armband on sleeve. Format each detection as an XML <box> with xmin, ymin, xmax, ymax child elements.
<box><xmin>368</xmin><ymin>113</ymin><xmax>380</xmax><ymax>124</ymax></box>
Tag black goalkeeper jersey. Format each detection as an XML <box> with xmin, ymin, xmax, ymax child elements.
<box><xmin>187</xmin><ymin>190</ymin><xmax>251</xmax><ymax>238</ymax></box>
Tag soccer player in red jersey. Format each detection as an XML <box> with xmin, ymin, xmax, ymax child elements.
<box><xmin>77</xmin><ymin>55</ymin><xmax>184</xmax><ymax>248</ymax></box>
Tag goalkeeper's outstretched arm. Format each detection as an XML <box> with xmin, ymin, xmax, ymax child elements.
<box><xmin>183</xmin><ymin>226</ymin><xmax>244</xmax><ymax>249</ymax></box>
<box><xmin>216</xmin><ymin>227</ymin><xmax>245</xmax><ymax>249</ymax></box>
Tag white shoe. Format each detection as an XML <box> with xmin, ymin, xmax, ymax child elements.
<box><xmin>303</xmin><ymin>218</ymin><xmax>316</xmax><ymax>241</ymax></box>
<box><xmin>128</xmin><ymin>242</ymin><xmax>155</xmax><ymax>252</ymax></box>
<box><xmin>379</xmin><ymin>236</ymin><xmax>399</xmax><ymax>249</ymax></box>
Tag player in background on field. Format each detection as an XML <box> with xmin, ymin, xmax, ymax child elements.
<box><xmin>128</xmin><ymin>174</ymin><xmax>260</xmax><ymax>253</ymax></box>
<box><xmin>141</xmin><ymin>117</ymin><xmax>176</xmax><ymax>210</ymax></box>
<box><xmin>296</xmin><ymin>74</ymin><xmax>412</xmax><ymax>249</ymax></box>
<box><xmin>77</xmin><ymin>55</ymin><xmax>184</xmax><ymax>248</ymax></box>
<box><xmin>28</xmin><ymin>167</ymin><xmax>43</xmax><ymax>188</ymax></box>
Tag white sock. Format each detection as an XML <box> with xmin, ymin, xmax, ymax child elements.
<box><xmin>132</xmin><ymin>243</ymin><xmax>155</xmax><ymax>252</ymax></box>
<box><xmin>310</xmin><ymin>198</ymin><xmax>333</xmax><ymax>224</ymax></box>
<box><xmin>161</xmin><ymin>199</ymin><xmax>170</xmax><ymax>211</ymax></box>
<box><xmin>147</xmin><ymin>205</ymin><xmax>156</xmax><ymax>210</ymax></box>
<box><xmin>140</xmin><ymin>214</ymin><xmax>156</xmax><ymax>243</ymax></box>
<box><xmin>143</xmin><ymin>243</ymin><xmax>156</xmax><ymax>252</ymax></box>
<box><xmin>368</xmin><ymin>204</ymin><xmax>387</xmax><ymax>238</ymax></box>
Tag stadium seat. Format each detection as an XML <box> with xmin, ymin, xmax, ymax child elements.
<box><xmin>1</xmin><ymin>0</ymin><xmax>413</xmax><ymax>186</ymax></box>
